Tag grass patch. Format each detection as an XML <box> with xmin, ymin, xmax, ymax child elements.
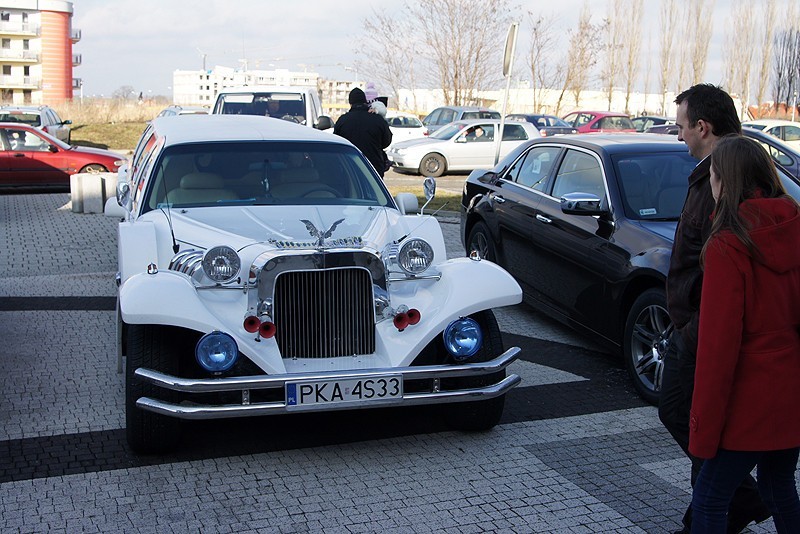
<box><xmin>70</xmin><ymin>122</ymin><xmax>148</xmax><ymax>152</ymax></box>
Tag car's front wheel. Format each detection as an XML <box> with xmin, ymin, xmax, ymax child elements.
<box><xmin>623</xmin><ymin>288</ymin><xmax>671</xmax><ymax>405</ymax></box>
<box><xmin>466</xmin><ymin>221</ymin><xmax>497</xmax><ymax>262</ymax></box>
<box><xmin>126</xmin><ymin>324</ymin><xmax>182</xmax><ymax>454</ymax></box>
<box><xmin>419</xmin><ymin>153</ymin><xmax>446</xmax><ymax>177</ymax></box>
<box><xmin>79</xmin><ymin>164</ymin><xmax>108</xmax><ymax>174</ymax></box>
<box><xmin>441</xmin><ymin>309</ymin><xmax>507</xmax><ymax>431</ymax></box>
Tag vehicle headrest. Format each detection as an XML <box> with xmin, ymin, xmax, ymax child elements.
<box><xmin>180</xmin><ymin>172</ymin><xmax>225</xmax><ymax>189</ymax></box>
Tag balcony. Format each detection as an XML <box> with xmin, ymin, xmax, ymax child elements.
<box><xmin>0</xmin><ymin>22</ymin><xmax>39</xmax><ymax>37</ymax></box>
<box><xmin>71</xmin><ymin>28</ymin><xmax>81</xmax><ymax>43</ymax></box>
<box><xmin>0</xmin><ymin>49</ymin><xmax>39</xmax><ymax>63</ymax></box>
<box><xmin>72</xmin><ymin>53</ymin><xmax>81</xmax><ymax>66</ymax></box>
<box><xmin>0</xmin><ymin>75</ymin><xmax>41</xmax><ymax>89</ymax></box>
<box><xmin>72</xmin><ymin>78</ymin><xmax>82</xmax><ymax>90</ymax></box>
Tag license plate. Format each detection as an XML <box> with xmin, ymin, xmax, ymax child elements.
<box><xmin>286</xmin><ymin>375</ymin><xmax>403</xmax><ymax>410</ymax></box>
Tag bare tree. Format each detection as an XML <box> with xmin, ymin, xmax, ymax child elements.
<box><xmin>658</xmin><ymin>0</ymin><xmax>679</xmax><ymax>114</ymax></box>
<box><xmin>600</xmin><ymin>0</ymin><xmax>625</xmax><ymax>111</ymax></box>
<box><xmin>406</xmin><ymin>0</ymin><xmax>516</xmax><ymax>105</ymax></box>
<box><xmin>724</xmin><ymin>2</ymin><xmax>756</xmax><ymax>117</ymax></box>
<box><xmin>771</xmin><ymin>2</ymin><xmax>798</xmax><ymax>107</ymax></box>
<box><xmin>358</xmin><ymin>11</ymin><xmax>418</xmax><ymax>108</ymax></box>
<box><xmin>621</xmin><ymin>0</ymin><xmax>644</xmax><ymax>114</ymax></box>
<box><xmin>755</xmin><ymin>0</ymin><xmax>777</xmax><ymax>114</ymax></box>
<box><xmin>112</xmin><ymin>85</ymin><xmax>136</xmax><ymax>101</ymax></box>
<box><xmin>527</xmin><ymin>11</ymin><xmax>563</xmax><ymax>113</ymax></box>
<box><xmin>556</xmin><ymin>3</ymin><xmax>600</xmax><ymax>113</ymax></box>
<box><xmin>689</xmin><ymin>0</ymin><xmax>715</xmax><ymax>85</ymax></box>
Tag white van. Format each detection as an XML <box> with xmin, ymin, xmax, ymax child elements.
<box><xmin>211</xmin><ymin>85</ymin><xmax>333</xmax><ymax>130</ymax></box>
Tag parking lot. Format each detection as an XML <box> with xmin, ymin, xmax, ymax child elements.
<box><xmin>0</xmin><ymin>191</ymin><xmax>789</xmax><ymax>533</ymax></box>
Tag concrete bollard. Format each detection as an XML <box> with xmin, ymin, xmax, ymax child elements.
<box><xmin>82</xmin><ymin>174</ymin><xmax>105</xmax><ymax>214</ymax></box>
<box><xmin>101</xmin><ymin>173</ymin><xmax>117</xmax><ymax>204</ymax></box>
<box><xmin>70</xmin><ymin>174</ymin><xmax>84</xmax><ymax>213</ymax></box>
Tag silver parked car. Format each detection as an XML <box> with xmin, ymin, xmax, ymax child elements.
<box><xmin>388</xmin><ymin>119</ymin><xmax>540</xmax><ymax>177</ymax></box>
<box><xmin>0</xmin><ymin>105</ymin><xmax>72</xmax><ymax>143</ymax></box>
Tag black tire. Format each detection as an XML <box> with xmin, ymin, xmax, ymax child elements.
<box><xmin>126</xmin><ymin>324</ymin><xmax>182</xmax><ymax>453</ymax></box>
<box><xmin>418</xmin><ymin>153</ymin><xmax>446</xmax><ymax>177</ymax></box>
<box><xmin>442</xmin><ymin>309</ymin><xmax>507</xmax><ymax>431</ymax></box>
<box><xmin>623</xmin><ymin>288</ymin><xmax>671</xmax><ymax>405</ymax></box>
<box><xmin>466</xmin><ymin>221</ymin><xmax>497</xmax><ymax>262</ymax></box>
<box><xmin>80</xmin><ymin>164</ymin><xmax>107</xmax><ymax>174</ymax></box>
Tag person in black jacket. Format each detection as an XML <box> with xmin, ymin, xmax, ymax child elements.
<box><xmin>333</xmin><ymin>87</ymin><xmax>392</xmax><ymax>178</ymax></box>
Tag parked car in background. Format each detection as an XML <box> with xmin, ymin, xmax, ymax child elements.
<box><xmin>388</xmin><ymin>119</ymin><xmax>539</xmax><ymax>177</ymax></box>
<box><xmin>157</xmin><ymin>105</ymin><xmax>209</xmax><ymax>117</ymax></box>
<box><xmin>741</xmin><ymin>119</ymin><xmax>800</xmax><ymax>149</ymax></box>
<box><xmin>561</xmin><ymin>111</ymin><xmax>637</xmax><ymax>133</ymax></box>
<box><xmin>422</xmin><ymin>106</ymin><xmax>501</xmax><ymax>134</ymax></box>
<box><xmin>646</xmin><ymin>123</ymin><xmax>800</xmax><ymax>181</ymax></box>
<box><xmin>211</xmin><ymin>85</ymin><xmax>333</xmax><ymax>130</ymax></box>
<box><xmin>105</xmin><ymin>114</ymin><xmax>523</xmax><ymax>453</ymax></box>
<box><xmin>460</xmin><ymin>133</ymin><xmax>800</xmax><ymax>404</ymax></box>
<box><xmin>0</xmin><ymin>123</ymin><xmax>124</xmax><ymax>189</ymax></box>
<box><xmin>0</xmin><ymin>105</ymin><xmax>72</xmax><ymax>143</ymax></box>
<box><xmin>386</xmin><ymin>112</ymin><xmax>427</xmax><ymax>148</ymax></box>
<box><xmin>506</xmin><ymin>114</ymin><xmax>578</xmax><ymax>136</ymax></box>
<box><xmin>631</xmin><ymin>115</ymin><xmax>674</xmax><ymax>133</ymax></box>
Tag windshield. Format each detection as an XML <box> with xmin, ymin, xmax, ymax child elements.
<box><xmin>613</xmin><ymin>152</ymin><xmax>698</xmax><ymax>220</ymax></box>
<box><xmin>214</xmin><ymin>92</ymin><xmax>308</xmax><ymax>124</ymax></box>
<box><xmin>430</xmin><ymin>122</ymin><xmax>467</xmax><ymax>140</ymax></box>
<box><xmin>141</xmin><ymin>141</ymin><xmax>394</xmax><ymax>213</ymax></box>
<box><xmin>0</xmin><ymin>111</ymin><xmax>41</xmax><ymax>127</ymax></box>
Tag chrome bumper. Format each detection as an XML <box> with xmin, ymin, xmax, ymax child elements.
<box><xmin>134</xmin><ymin>347</ymin><xmax>521</xmax><ymax>419</ymax></box>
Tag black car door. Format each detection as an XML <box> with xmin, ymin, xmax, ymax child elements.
<box><xmin>491</xmin><ymin>145</ymin><xmax>563</xmax><ymax>286</ymax></box>
<box><xmin>526</xmin><ymin>147</ymin><xmax>617</xmax><ymax>334</ymax></box>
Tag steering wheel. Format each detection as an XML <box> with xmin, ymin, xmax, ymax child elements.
<box><xmin>281</xmin><ymin>115</ymin><xmax>301</xmax><ymax>123</ymax></box>
<box><xmin>301</xmin><ymin>185</ymin><xmax>342</xmax><ymax>198</ymax></box>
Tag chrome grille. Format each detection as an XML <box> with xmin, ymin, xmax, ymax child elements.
<box><xmin>274</xmin><ymin>267</ymin><xmax>375</xmax><ymax>358</ymax></box>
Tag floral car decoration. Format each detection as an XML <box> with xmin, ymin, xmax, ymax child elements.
<box><xmin>106</xmin><ymin>115</ymin><xmax>523</xmax><ymax>453</ymax></box>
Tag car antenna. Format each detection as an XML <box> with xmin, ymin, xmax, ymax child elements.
<box><xmin>396</xmin><ymin>202</ymin><xmax>449</xmax><ymax>243</ymax></box>
<box><xmin>159</xmin><ymin>173</ymin><xmax>180</xmax><ymax>253</ymax></box>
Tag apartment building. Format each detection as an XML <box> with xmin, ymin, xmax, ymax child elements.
<box><xmin>0</xmin><ymin>0</ymin><xmax>79</xmax><ymax>104</ymax></box>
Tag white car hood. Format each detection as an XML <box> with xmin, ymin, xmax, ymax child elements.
<box><xmin>161</xmin><ymin>205</ymin><xmax>402</xmax><ymax>253</ymax></box>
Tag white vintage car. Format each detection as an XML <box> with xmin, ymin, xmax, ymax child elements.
<box><xmin>106</xmin><ymin>115</ymin><xmax>523</xmax><ymax>453</ymax></box>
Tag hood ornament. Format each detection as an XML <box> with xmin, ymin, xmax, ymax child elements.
<box><xmin>301</xmin><ymin>218</ymin><xmax>345</xmax><ymax>248</ymax></box>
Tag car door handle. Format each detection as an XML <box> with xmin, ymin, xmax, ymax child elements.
<box><xmin>536</xmin><ymin>214</ymin><xmax>552</xmax><ymax>224</ymax></box>
<box><xmin>13</xmin><ymin>153</ymin><xmax>25</xmax><ymax>157</ymax></box>
<box><xmin>491</xmin><ymin>194</ymin><xmax>506</xmax><ymax>203</ymax></box>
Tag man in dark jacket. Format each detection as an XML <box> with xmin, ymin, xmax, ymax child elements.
<box><xmin>659</xmin><ymin>83</ymin><xmax>770</xmax><ymax>533</ymax></box>
<box><xmin>333</xmin><ymin>87</ymin><xmax>392</xmax><ymax>178</ymax></box>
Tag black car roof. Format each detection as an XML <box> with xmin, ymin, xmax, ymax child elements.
<box><xmin>530</xmin><ymin>133</ymin><xmax>688</xmax><ymax>154</ymax></box>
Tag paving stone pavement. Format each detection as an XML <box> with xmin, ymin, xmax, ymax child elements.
<box><xmin>0</xmin><ymin>192</ymin><xmax>791</xmax><ymax>533</ymax></box>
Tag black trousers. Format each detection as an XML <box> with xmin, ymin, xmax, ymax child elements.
<box><xmin>658</xmin><ymin>330</ymin><xmax>770</xmax><ymax>533</ymax></box>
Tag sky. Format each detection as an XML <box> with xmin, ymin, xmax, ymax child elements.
<box><xmin>71</xmin><ymin>0</ymin><xmax>794</xmax><ymax>99</ymax></box>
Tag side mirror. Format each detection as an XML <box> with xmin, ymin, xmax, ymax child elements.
<box><xmin>477</xmin><ymin>171</ymin><xmax>499</xmax><ymax>184</ymax></box>
<box><xmin>104</xmin><ymin>196</ymin><xmax>128</xmax><ymax>218</ymax></box>
<box><xmin>421</xmin><ymin>176</ymin><xmax>436</xmax><ymax>215</ymax></box>
<box><xmin>455</xmin><ymin>136</ymin><xmax>467</xmax><ymax>143</ymax></box>
<box><xmin>116</xmin><ymin>182</ymin><xmax>133</xmax><ymax>213</ymax></box>
<box><xmin>48</xmin><ymin>145</ymin><xmax>58</xmax><ymax>153</ymax></box>
<box><xmin>394</xmin><ymin>192</ymin><xmax>419</xmax><ymax>214</ymax></box>
<box><xmin>315</xmin><ymin>116</ymin><xmax>333</xmax><ymax>130</ymax></box>
<box><xmin>560</xmin><ymin>192</ymin><xmax>606</xmax><ymax>216</ymax></box>
<box><xmin>63</xmin><ymin>120</ymin><xmax>73</xmax><ymax>125</ymax></box>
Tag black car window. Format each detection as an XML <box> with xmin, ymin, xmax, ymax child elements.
<box><xmin>507</xmin><ymin>146</ymin><xmax>561</xmax><ymax>192</ymax></box>
<box><xmin>551</xmin><ymin>150</ymin><xmax>605</xmax><ymax>201</ymax></box>
<box><xmin>613</xmin><ymin>152</ymin><xmax>698</xmax><ymax>220</ymax></box>
<box><xmin>502</xmin><ymin>124</ymin><xmax>528</xmax><ymax>141</ymax></box>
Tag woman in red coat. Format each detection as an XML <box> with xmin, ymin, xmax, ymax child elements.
<box><xmin>689</xmin><ymin>134</ymin><xmax>800</xmax><ymax>533</ymax></box>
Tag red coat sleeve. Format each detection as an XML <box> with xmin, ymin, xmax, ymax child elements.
<box><xmin>689</xmin><ymin>235</ymin><xmax>746</xmax><ymax>459</ymax></box>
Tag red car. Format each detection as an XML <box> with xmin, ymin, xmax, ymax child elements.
<box><xmin>561</xmin><ymin>110</ymin><xmax>637</xmax><ymax>134</ymax></box>
<box><xmin>0</xmin><ymin>123</ymin><xmax>124</xmax><ymax>189</ymax></box>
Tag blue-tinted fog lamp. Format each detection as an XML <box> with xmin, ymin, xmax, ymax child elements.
<box><xmin>442</xmin><ymin>317</ymin><xmax>483</xmax><ymax>361</ymax></box>
<box><xmin>195</xmin><ymin>331</ymin><xmax>238</xmax><ymax>372</ymax></box>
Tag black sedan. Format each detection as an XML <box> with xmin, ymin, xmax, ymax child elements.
<box><xmin>460</xmin><ymin>134</ymin><xmax>800</xmax><ymax>404</ymax></box>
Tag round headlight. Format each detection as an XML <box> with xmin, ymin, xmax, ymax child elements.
<box><xmin>202</xmin><ymin>246</ymin><xmax>241</xmax><ymax>283</ymax></box>
<box><xmin>443</xmin><ymin>317</ymin><xmax>483</xmax><ymax>361</ymax></box>
<box><xmin>195</xmin><ymin>331</ymin><xmax>238</xmax><ymax>372</ymax></box>
<box><xmin>398</xmin><ymin>238</ymin><xmax>434</xmax><ymax>274</ymax></box>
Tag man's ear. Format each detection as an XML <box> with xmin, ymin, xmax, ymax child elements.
<box><xmin>697</xmin><ymin>119</ymin><xmax>712</xmax><ymax>137</ymax></box>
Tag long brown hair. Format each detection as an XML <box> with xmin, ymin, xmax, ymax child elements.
<box><xmin>703</xmin><ymin>134</ymin><xmax>793</xmax><ymax>262</ymax></box>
